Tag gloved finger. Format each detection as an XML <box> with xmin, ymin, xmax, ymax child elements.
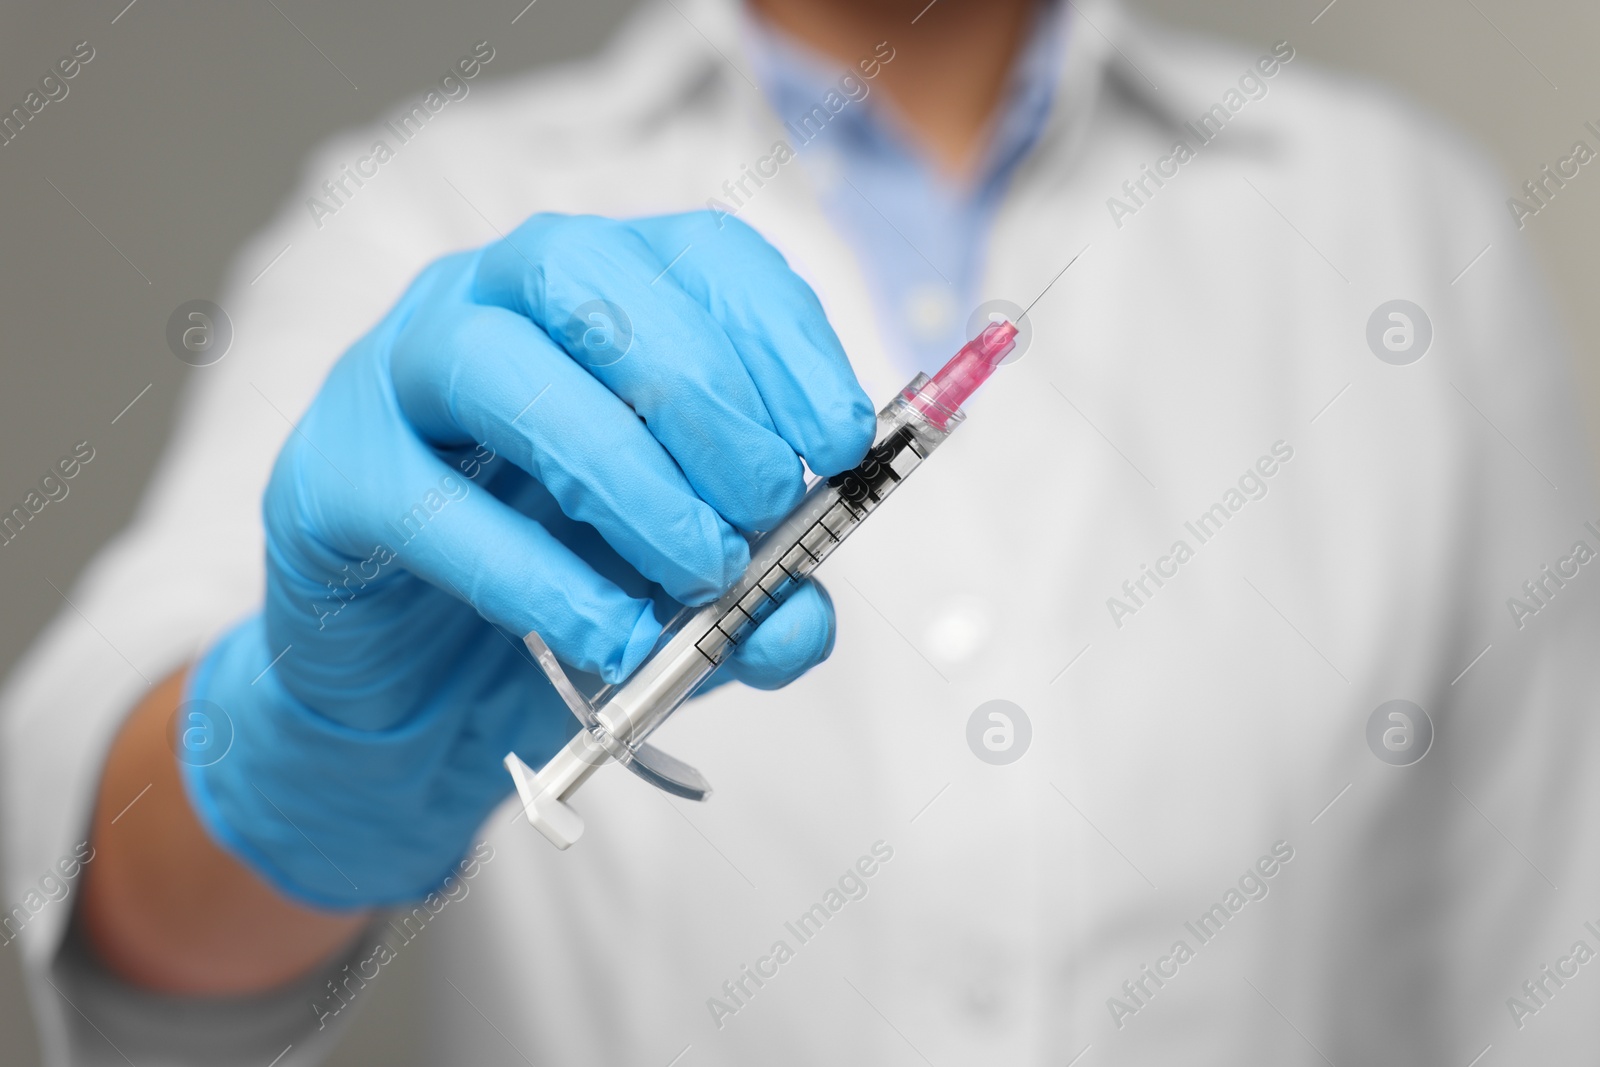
<box><xmin>390</xmin><ymin>256</ymin><xmax>747</xmax><ymax>605</ymax></box>
<box><xmin>627</xmin><ymin>212</ymin><xmax>877</xmax><ymax>477</ymax></box>
<box><xmin>472</xmin><ymin>213</ymin><xmax>807</xmax><ymax>531</ymax></box>
<box><xmin>717</xmin><ymin>580</ymin><xmax>837</xmax><ymax>691</ymax></box>
<box><xmin>273</xmin><ymin>360</ymin><xmax>663</xmax><ymax>685</ymax></box>
<box><xmin>473</xmin><ymin>463</ymin><xmax>669</xmax><ymax>605</ymax></box>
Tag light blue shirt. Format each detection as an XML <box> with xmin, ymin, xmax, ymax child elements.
<box><xmin>745</xmin><ymin>4</ymin><xmax>1068</xmax><ymax>373</ymax></box>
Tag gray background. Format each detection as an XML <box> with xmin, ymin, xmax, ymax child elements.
<box><xmin>0</xmin><ymin>0</ymin><xmax>1593</xmax><ymax>1062</ymax></box>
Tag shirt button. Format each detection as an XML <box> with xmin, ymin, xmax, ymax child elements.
<box><xmin>905</xmin><ymin>284</ymin><xmax>957</xmax><ymax>342</ymax></box>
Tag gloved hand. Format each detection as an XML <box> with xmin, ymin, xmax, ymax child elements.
<box><xmin>182</xmin><ymin>212</ymin><xmax>876</xmax><ymax>910</ymax></box>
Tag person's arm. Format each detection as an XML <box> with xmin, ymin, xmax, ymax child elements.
<box><xmin>77</xmin><ymin>669</ymin><xmax>367</xmax><ymax>995</ymax></box>
<box><xmin>76</xmin><ymin>211</ymin><xmax>867</xmax><ymax>993</ymax></box>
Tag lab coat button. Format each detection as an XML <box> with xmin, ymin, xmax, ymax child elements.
<box><xmin>964</xmin><ymin>982</ymin><xmax>1002</xmax><ymax>1021</ymax></box>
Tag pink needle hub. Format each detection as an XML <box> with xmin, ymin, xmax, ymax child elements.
<box><xmin>905</xmin><ymin>320</ymin><xmax>1018</xmax><ymax>429</ymax></box>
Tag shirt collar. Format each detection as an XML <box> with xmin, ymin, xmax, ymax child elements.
<box><xmin>611</xmin><ymin>0</ymin><xmax>1222</xmax><ymax>188</ymax></box>
<box><xmin>739</xmin><ymin>2</ymin><xmax>1070</xmax><ymax>200</ymax></box>
<box><xmin>614</xmin><ymin>0</ymin><xmax>1226</xmax><ymax>176</ymax></box>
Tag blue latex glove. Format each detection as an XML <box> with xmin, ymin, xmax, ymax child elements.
<box><xmin>182</xmin><ymin>213</ymin><xmax>876</xmax><ymax>910</ymax></box>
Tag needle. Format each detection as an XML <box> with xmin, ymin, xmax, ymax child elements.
<box><xmin>1018</xmin><ymin>243</ymin><xmax>1090</xmax><ymax>320</ymax></box>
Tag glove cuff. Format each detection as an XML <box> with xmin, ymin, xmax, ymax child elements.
<box><xmin>180</xmin><ymin>615</ymin><xmax>475</xmax><ymax>910</ymax></box>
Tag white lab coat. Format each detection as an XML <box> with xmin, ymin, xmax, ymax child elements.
<box><xmin>7</xmin><ymin>0</ymin><xmax>1600</xmax><ymax>1063</ymax></box>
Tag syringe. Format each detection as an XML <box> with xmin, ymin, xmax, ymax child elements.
<box><xmin>505</xmin><ymin>319</ymin><xmax>1019</xmax><ymax>848</ymax></box>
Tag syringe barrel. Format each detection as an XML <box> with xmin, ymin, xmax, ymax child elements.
<box><xmin>590</xmin><ymin>373</ymin><xmax>958</xmax><ymax>750</ymax></box>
